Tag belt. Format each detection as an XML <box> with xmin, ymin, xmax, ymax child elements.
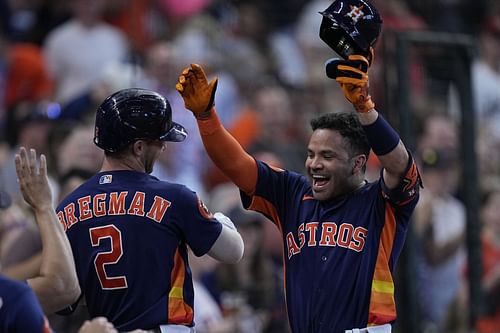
<box><xmin>345</xmin><ymin>324</ymin><xmax>391</xmax><ymax>333</ymax></box>
<box><xmin>158</xmin><ymin>325</ymin><xmax>195</xmax><ymax>333</ymax></box>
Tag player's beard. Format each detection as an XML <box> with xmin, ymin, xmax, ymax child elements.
<box><xmin>312</xmin><ymin>175</ymin><xmax>352</xmax><ymax>201</ymax></box>
<box><xmin>310</xmin><ymin>163</ymin><xmax>356</xmax><ymax>201</ymax></box>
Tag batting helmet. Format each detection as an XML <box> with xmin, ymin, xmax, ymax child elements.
<box><xmin>94</xmin><ymin>88</ymin><xmax>187</xmax><ymax>153</ymax></box>
<box><xmin>319</xmin><ymin>0</ymin><xmax>382</xmax><ymax>61</ymax></box>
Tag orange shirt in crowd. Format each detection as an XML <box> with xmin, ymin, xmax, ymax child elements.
<box><xmin>5</xmin><ymin>43</ymin><xmax>53</xmax><ymax>108</ymax></box>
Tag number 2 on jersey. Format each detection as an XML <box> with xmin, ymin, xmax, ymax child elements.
<box><xmin>89</xmin><ymin>225</ymin><xmax>128</xmax><ymax>290</ymax></box>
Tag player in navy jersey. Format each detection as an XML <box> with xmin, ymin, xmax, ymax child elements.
<box><xmin>55</xmin><ymin>88</ymin><xmax>244</xmax><ymax>332</ymax></box>
<box><xmin>0</xmin><ymin>275</ymin><xmax>53</xmax><ymax>333</ymax></box>
<box><xmin>176</xmin><ymin>55</ymin><xmax>422</xmax><ymax>332</ymax></box>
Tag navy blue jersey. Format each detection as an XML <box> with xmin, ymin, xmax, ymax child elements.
<box><xmin>55</xmin><ymin>170</ymin><xmax>222</xmax><ymax>331</ymax></box>
<box><xmin>0</xmin><ymin>275</ymin><xmax>52</xmax><ymax>333</ymax></box>
<box><xmin>241</xmin><ymin>161</ymin><xmax>419</xmax><ymax>333</ymax></box>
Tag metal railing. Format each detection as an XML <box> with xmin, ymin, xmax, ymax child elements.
<box><xmin>387</xmin><ymin>30</ymin><xmax>481</xmax><ymax>333</ymax></box>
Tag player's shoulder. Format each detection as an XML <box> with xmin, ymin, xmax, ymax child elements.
<box><xmin>131</xmin><ymin>175</ymin><xmax>200</xmax><ymax>206</ymax></box>
<box><xmin>361</xmin><ymin>180</ymin><xmax>381</xmax><ymax>191</ymax></box>
<box><xmin>351</xmin><ymin>180</ymin><xmax>381</xmax><ymax>199</ymax></box>
<box><xmin>146</xmin><ymin>177</ymin><xmax>194</xmax><ymax>196</ymax></box>
<box><xmin>256</xmin><ymin>159</ymin><xmax>308</xmax><ymax>184</ymax></box>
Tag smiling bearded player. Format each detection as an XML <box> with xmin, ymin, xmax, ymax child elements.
<box><xmin>176</xmin><ymin>11</ymin><xmax>422</xmax><ymax>333</ymax></box>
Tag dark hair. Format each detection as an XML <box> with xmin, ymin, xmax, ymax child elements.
<box><xmin>310</xmin><ymin>112</ymin><xmax>371</xmax><ymax>157</ymax></box>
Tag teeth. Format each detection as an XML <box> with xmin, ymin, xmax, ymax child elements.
<box><xmin>312</xmin><ymin>175</ymin><xmax>327</xmax><ymax>179</ymax></box>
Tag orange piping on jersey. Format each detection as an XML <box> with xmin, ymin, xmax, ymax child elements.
<box><xmin>248</xmin><ymin>194</ymin><xmax>291</xmax><ymax>329</ymax></box>
<box><xmin>196</xmin><ymin>108</ymin><xmax>257</xmax><ymax>195</ymax></box>
<box><xmin>248</xmin><ymin>195</ymin><xmax>283</xmax><ymax>232</ymax></box>
<box><xmin>168</xmin><ymin>248</ymin><xmax>193</xmax><ymax>325</ymax></box>
<box><xmin>367</xmin><ymin>202</ymin><xmax>397</xmax><ymax>326</ymax></box>
<box><xmin>249</xmin><ymin>196</ymin><xmax>289</xmax><ymax>319</ymax></box>
<box><xmin>402</xmin><ymin>161</ymin><xmax>419</xmax><ymax>192</ymax></box>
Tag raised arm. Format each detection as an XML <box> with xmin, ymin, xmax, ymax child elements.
<box><xmin>15</xmin><ymin>147</ymin><xmax>80</xmax><ymax>313</ymax></box>
<box><xmin>176</xmin><ymin>64</ymin><xmax>258</xmax><ymax>195</ymax></box>
<box><xmin>357</xmin><ymin>110</ymin><xmax>410</xmax><ymax>189</ymax></box>
<box><xmin>328</xmin><ymin>53</ymin><xmax>411</xmax><ymax>188</ymax></box>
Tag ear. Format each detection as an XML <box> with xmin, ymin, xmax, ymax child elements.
<box><xmin>132</xmin><ymin>140</ymin><xmax>145</xmax><ymax>156</ymax></box>
<box><xmin>352</xmin><ymin>154</ymin><xmax>367</xmax><ymax>175</ymax></box>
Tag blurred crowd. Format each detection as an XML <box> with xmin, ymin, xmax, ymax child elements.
<box><xmin>0</xmin><ymin>0</ymin><xmax>500</xmax><ymax>332</ymax></box>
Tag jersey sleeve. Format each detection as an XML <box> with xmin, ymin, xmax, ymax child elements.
<box><xmin>174</xmin><ymin>187</ymin><xmax>223</xmax><ymax>257</ymax></box>
<box><xmin>11</xmin><ymin>286</ymin><xmax>52</xmax><ymax>333</ymax></box>
<box><xmin>240</xmin><ymin>160</ymin><xmax>308</xmax><ymax>229</ymax></box>
<box><xmin>380</xmin><ymin>152</ymin><xmax>422</xmax><ymax>207</ymax></box>
<box><xmin>377</xmin><ymin>152</ymin><xmax>422</xmax><ymax>236</ymax></box>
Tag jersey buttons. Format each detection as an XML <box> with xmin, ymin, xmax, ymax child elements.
<box><xmin>321</xmin><ymin>255</ymin><xmax>327</xmax><ymax>261</ymax></box>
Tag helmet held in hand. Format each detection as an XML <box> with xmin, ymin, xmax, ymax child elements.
<box><xmin>319</xmin><ymin>0</ymin><xmax>382</xmax><ymax>62</ymax></box>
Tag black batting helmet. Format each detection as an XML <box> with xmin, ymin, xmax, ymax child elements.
<box><xmin>319</xmin><ymin>0</ymin><xmax>382</xmax><ymax>61</ymax></box>
<box><xmin>94</xmin><ymin>88</ymin><xmax>187</xmax><ymax>153</ymax></box>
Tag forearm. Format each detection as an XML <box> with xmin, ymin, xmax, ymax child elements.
<box><xmin>197</xmin><ymin>108</ymin><xmax>258</xmax><ymax>194</ymax></box>
<box><xmin>28</xmin><ymin>207</ymin><xmax>80</xmax><ymax>314</ymax></box>
<box><xmin>358</xmin><ymin>110</ymin><xmax>409</xmax><ymax>188</ymax></box>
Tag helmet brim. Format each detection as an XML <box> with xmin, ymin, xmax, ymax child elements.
<box><xmin>161</xmin><ymin>121</ymin><xmax>187</xmax><ymax>142</ymax></box>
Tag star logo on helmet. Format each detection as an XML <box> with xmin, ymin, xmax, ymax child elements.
<box><xmin>346</xmin><ymin>5</ymin><xmax>365</xmax><ymax>24</ymax></box>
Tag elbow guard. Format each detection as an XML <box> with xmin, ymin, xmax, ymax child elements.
<box><xmin>381</xmin><ymin>152</ymin><xmax>423</xmax><ymax>206</ymax></box>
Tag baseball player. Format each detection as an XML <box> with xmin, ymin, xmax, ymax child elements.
<box><xmin>176</xmin><ymin>2</ymin><xmax>421</xmax><ymax>333</ymax></box>
<box><xmin>55</xmin><ymin>88</ymin><xmax>244</xmax><ymax>332</ymax></box>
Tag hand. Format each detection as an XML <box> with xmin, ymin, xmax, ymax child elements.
<box><xmin>176</xmin><ymin>63</ymin><xmax>218</xmax><ymax>119</ymax></box>
<box><xmin>325</xmin><ymin>54</ymin><xmax>375</xmax><ymax>113</ymax></box>
<box><xmin>78</xmin><ymin>317</ymin><xmax>118</xmax><ymax>333</ymax></box>
<box><xmin>15</xmin><ymin>147</ymin><xmax>52</xmax><ymax>211</ymax></box>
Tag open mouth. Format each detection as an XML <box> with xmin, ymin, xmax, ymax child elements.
<box><xmin>312</xmin><ymin>175</ymin><xmax>330</xmax><ymax>192</ymax></box>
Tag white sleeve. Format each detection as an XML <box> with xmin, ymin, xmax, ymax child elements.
<box><xmin>207</xmin><ymin>213</ymin><xmax>244</xmax><ymax>263</ymax></box>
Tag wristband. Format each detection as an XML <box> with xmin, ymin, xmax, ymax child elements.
<box><xmin>362</xmin><ymin>114</ymin><xmax>400</xmax><ymax>155</ymax></box>
<box><xmin>196</xmin><ymin>107</ymin><xmax>223</xmax><ymax>136</ymax></box>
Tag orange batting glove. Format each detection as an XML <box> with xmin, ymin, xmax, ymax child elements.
<box><xmin>326</xmin><ymin>54</ymin><xmax>375</xmax><ymax>113</ymax></box>
<box><xmin>176</xmin><ymin>63</ymin><xmax>218</xmax><ymax>119</ymax></box>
